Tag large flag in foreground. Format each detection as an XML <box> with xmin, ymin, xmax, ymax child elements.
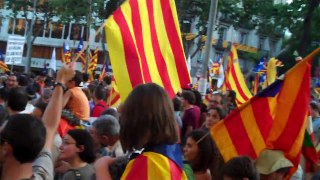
<box><xmin>105</xmin><ymin>0</ymin><xmax>191</xmax><ymax>100</ymax></box>
<box><xmin>225</xmin><ymin>45</ymin><xmax>252</xmax><ymax>105</ymax></box>
<box><xmin>108</xmin><ymin>77</ymin><xmax>121</xmax><ymax>108</ymax></box>
<box><xmin>211</xmin><ymin>48</ymin><xmax>320</xmax><ymax>171</ymax></box>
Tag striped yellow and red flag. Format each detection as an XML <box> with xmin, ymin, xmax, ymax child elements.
<box><xmin>225</xmin><ymin>45</ymin><xmax>252</xmax><ymax>105</ymax></box>
<box><xmin>121</xmin><ymin>144</ymin><xmax>187</xmax><ymax>179</ymax></box>
<box><xmin>88</xmin><ymin>48</ymin><xmax>98</xmax><ymax>80</ymax></box>
<box><xmin>107</xmin><ymin>77</ymin><xmax>121</xmax><ymax>108</ymax></box>
<box><xmin>211</xmin><ymin>48</ymin><xmax>320</xmax><ymax>174</ymax></box>
<box><xmin>0</xmin><ymin>51</ymin><xmax>9</xmax><ymax>72</ymax></box>
<box><xmin>105</xmin><ymin>0</ymin><xmax>190</xmax><ymax>100</ymax></box>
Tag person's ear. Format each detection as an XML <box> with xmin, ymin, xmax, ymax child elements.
<box><xmin>2</xmin><ymin>142</ymin><xmax>13</xmax><ymax>157</ymax></box>
<box><xmin>77</xmin><ymin>145</ymin><xmax>85</xmax><ymax>153</ymax></box>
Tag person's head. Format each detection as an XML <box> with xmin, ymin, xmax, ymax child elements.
<box><xmin>101</xmin><ymin>108</ymin><xmax>120</xmax><ymax>120</ymax></box>
<box><xmin>5</xmin><ymin>74</ymin><xmax>17</xmax><ymax>89</ymax></box>
<box><xmin>209</xmin><ymin>93</ymin><xmax>224</xmax><ymax>109</ymax></box>
<box><xmin>310</xmin><ymin>102</ymin><xmax>320</xmax><ymax>118</ymax></box>
<box><xmin>205</xmin><ymin>107</ymin><xmax>225</xmax><ymax>128</ymax></box>
<box><xmin>181</xmin><ymin>90</ymin><xmax>195</xmax><ymax>108</ymax></box>
<box><xmin>66</xmin><ymin>71</ymin><xmax>82</xmax><ymax>89</ymax></box>
<box><xmin>59</xmin><ymin>129</ymin><xmax>96</xmax><ymax>164</ymax></box>
<box><xmin>222</xmin><ymin>156</ymin><xmax>258</xmax><ymax>180</ymax></box>
<box><xmin>17</xmin><ymin>75</ymin><xmax>29</xmax><ymax>87</ymax></box>
<box><xmin>226</xmin><ymin>90</ymin><xmax>236</xmax><ymax>103</ymax></box>
<box><xmin>0</xmin><ymin>114</ymin><xmax>46</xmax><ymax>164</ymax></box>
<box><xmin>120</xmin><ymin>83</ymin><xmax>177</xmax><ymax>151</ymax></box>
<box><xmin>103</xmin><ymin>76</ymin><xmax>112</xmax><ymax>86</ymax></box>
<box><xmin>191</xmin><ymin>90</ymin><xmax>202</xmax><ymax>107</ymax></box>
<box><xmin>255</xmin><ymin>149</ymin><xmax>293</xmax><ymax>180</ymax></box>
<box><xmin>0</xmin><ymin>87</ymin><xmax>9</xmax><ymax>105</ymax></box>
<box><xmin>25</xmin><ymin>85</ymin><xmax>36</xmax><ymax>101</ymax></box>
<box><xmin>44</xmin><ymin>77</ymin><xmax>54</xmax><ymax>88</ymax></box>
<box><xmin>173</xmin><ymin>96</ymin><xmax>181</xmax><ymax>112</ymax></box>
<box><xmin>183</xmin><ymin>130</ymin><xmax>214</xmax><ymax>173</ymax></box>
<box><xmin>41</xmin><ymin>88</ymin><xmax>52</xmax><ymax>103</ymax></box>
<box><xmin>6</xmin><ymin>87</ymin><xmax>28</xmax><ymax>113</ymax></box>
<box><xmin>32</xmin><ymin>102</ymin><xmax>48</xmax><ymax>119</ymax></box>
<box><xmin>82</xmin><ymin>73</ymin><xmax>89</xmax><ymax>82</ymax></box>
<box><xmin>90</xmin><ymin>115</ymin><xmax>120</xmax><ymax>147</ymax></box>
<box><xmin>93</xmin><ymin>85</ymin><xmax>107</xmax><ymax>103</ymax></box>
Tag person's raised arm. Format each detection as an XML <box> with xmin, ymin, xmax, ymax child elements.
<box><xmin>43</xmin><ymin>63</ymin><xmax>75</xmax><ymax>150</ymax></box>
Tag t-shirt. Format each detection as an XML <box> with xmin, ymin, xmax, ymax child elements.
<box><xmin>32</xmin><ymin>148</ymin><xmax>54</xmax><ymax>180</ymax></box>
<box><xmin>193</xmin><ymin>105</ymin><xmax>201</xmax><ymax>128</ymax></box>
<box><xmin>181</xmin><ymin>107</ymin><xmax>197</xmax><ymax>138</ymax></box>
<box><xmin>62</xmin><ymin>164</ymin><xmax>94</xmax><ymax>180</ymax></box>
<box><xmin>92</xmin><ymin>101</ymin><xmax>108</xmax><ymax>117</ymax></box>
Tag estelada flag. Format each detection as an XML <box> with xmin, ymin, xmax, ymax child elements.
<box><xmin>105</xmin><ymin>0</ymin><xmax>190</xmax><ymax>100</ymax></box>
<box><xmin>211</xmin><ymin>48</ymin><xmax>320</xmax><ymax>175</ymax></box>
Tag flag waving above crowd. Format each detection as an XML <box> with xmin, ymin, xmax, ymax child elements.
<box><xmin>105</xmin><ymin>0</ymin><xmax>191</xmax><ymax>100</ymax></box>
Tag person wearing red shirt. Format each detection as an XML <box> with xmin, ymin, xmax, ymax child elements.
<box><xmin>92</xmin><ymin>85</ymin><xmax>108</xmax><ymax>117</ymax></box>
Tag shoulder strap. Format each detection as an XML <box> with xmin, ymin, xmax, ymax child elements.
<box><xmin>70</xmin><ymin>169</ymin><xmax>81</xmax><ymax>180</ymax></box>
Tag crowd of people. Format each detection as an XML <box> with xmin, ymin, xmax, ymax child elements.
<box><xmin>0</xmin><ymin>63</ymin><xmax>318</xmax><ymax>180</ymax></box>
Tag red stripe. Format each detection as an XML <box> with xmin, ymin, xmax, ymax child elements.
<box><xmin>113</xmin><ymin>9</ymin><xmax>144</xmax><ymax>87</ymax></box>
<box><xmin>168</xmin><ymin>158</ymin><xmax>182</xmax><ymax>180</ymax></box>
<box><xmin>251</xmin><ymin>97</ymin><xmax>273</xmax><ymax>140</ymax></box>
<box><xmin>229</xmin><ymin>64</ymin><xmax>250</xmax><ymax>102</ymax></box>
<box><xmin>111</xmin><ymin>94</ymin><xmax>120</xmax><ymax>105</ymax></box>
<box><xmin>129</xmin><ymin>0</ymin><xmax>152</xmax><ymax>82</ymax></box>
<box><xmin>273</xmin><ymin>68</ymin><xmax>310</xmax><ymax>152</ymax></box>
<box><xmin>125</xmin><ymin>155</ymin><xmax>148</xmax><ymax>180</ymax></box>
<box><xmin>224</xmin><ymin>109</ymin><xmax>257</xmax><ymax>158</ymax></box>
<box><xmin>146</xmin><ymin>0</ymin><xmax>175</xmax><ymax>98</ymax></box>
<box><xmin>160</xmin><ymin>0</ymin><xmax>190</xmax><ymax>88</ymax></box>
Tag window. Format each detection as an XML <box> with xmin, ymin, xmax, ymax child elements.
<box><xmin>33</xmin><ymin>20</ymin><xmax>44</xmax><ymax>37</ymax></box>
<box><xmin>70</xmin><ymin>24</ymin><xmax>82</xmax><ymax>40</ymax></box>
<box><xmin>239</xmin><ymin>32</ymin><xmax>248</xmax><ymax>44</ymax></box>
<box><xmin>259</xmin><ymin>37</ymin><xmax>266</xmax><ymax>50</ymax></box>
<box><xmin>15</xmin><ymin>19</ymin><xmax>26</xmax><ymax>36</ymax></box>
<box><xmin>51</xmin><ymin>23</ymin><xmax>63</xmax><ymax>39</ymax></box>
<box><xmin>218</xmin><ymin>27</ymin><xmax>227</xmax><ymax>40</ymax></box>
<box><xmin>63</xmin><ymin>23</ymin><xmax>70</xmax><ymax>39</ymax></box>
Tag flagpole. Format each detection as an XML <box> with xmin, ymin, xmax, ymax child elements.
<box><xmin>199</xmin><ymin>0</ymin><xmax>218</xmax><ymax>96</ymax></box>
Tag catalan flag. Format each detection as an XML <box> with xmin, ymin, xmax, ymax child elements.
<box><xmin>88</xmin><ymin>48</ymin><xmax>98</xmax><ymax>79</ymax></box>
<box><xmin>121</xmin><ymin>144</ymin><xmax>187</xmax><ymax>179</ymax></box>
<box><xmin>105</xmin><ymin>0</ymin><xmax>191</xmax><ymax>100</ymax></box>
<box><xmin>225</xmin><ymin>45</ymin><xmax>252</xmax><ymax>105</ymax></box>
<box><xmin>99</xmin><ymin>61</ymin><xmax>109</xmax><ymax>82</ymax></box>
<box><xmin>211</xmin><ymin>48</ymin><xmax>320</xmax><ymax>174</ymax></box>
<box><xmin>108</xmin><ymin>77</ymin><xmax>121</xmax><ymax>108</ymax></box>
<box><xmin>252</xmin><ymin>57</ymin><xmax>267</xmax><ymax>94</ymax></box>
<box><xmin>75</xmin><ymin>38</ymin><xmax>86</xmax><ymax>72</ymax></box>
<box><xmin>0</xmin><ymin>51</ymin><xmax>9</xmax><ymax>72</ymax></box>
<box><xmin>61</xmin><ymin>42</ymin><xmax>72</xmax><ymax>64</ymax></box>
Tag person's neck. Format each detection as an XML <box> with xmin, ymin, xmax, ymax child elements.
<box><xmin>68</xmin><ymin>157</ymin><xmax>87</xmax><ymax>169</ymax></box>
<box><xmin>109</xmin><ymin>136</ymin><xmax>120</xmax><ymax>147</ymax></box>
<box><xmin>8</xmin><ymin>108</ymin><xmax>20</xmax><ymax>116</ymax></box>
<box><xmin>2</xmin><ymin>157</ymin><xmax>33</xmax><ymax>180</ymax></box>
<box><xmin>184</xmin><ymin>104</ymin><xmax>193</xmax><ymax>110</ymax></box>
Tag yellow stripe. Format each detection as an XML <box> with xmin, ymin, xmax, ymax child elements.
<box><xmin>268</xmin><ymin>61</ymin><xmax>308</xmax><ymax>142</ymax></box>
<box><xmin>153</xmin><ymin>0</ymin><xmax>181</xmax><ymax>92</ymax></box>
<box><xmin>211</xmin><ymin>121</ymin><xmax>238</xmax><ymax>161</ymax></box>
<box><xmin>138</xmin><ymin>0</ymin><xmax>163</xmax><ymax>86</ymax></box>
<box><xmin>239</xmin><ymin>103</ymin><xmax>266</xmax><ymax>156</ymax></box>
<box><xmin>227</xmin><ymin>72</ymin><xmax>247</xmax><ymax>103</ymax></box>
<box><xmin>120</xmin><ymin>159</ymin><xmax>134</xmax><ymax>180</ymax></box>
<box><xmin>287</xmin><ymin>114</ymin><xmax>307</xmax><ymax>159</ymax></box>
<box><xmin>145</xmin><ymin>152</ymin><xmax>172</xmax><ymax>179</ymax></box>
<box><xmin>120</xmin><ymin>2</ymin><xmax>145</xmax><ymax>83</ymax></box>
<box><xmin>233</xmin><ymin>61</ymin><xmax>252</xmax><ymax>98</ymax></box>
<box><xmin>105</xmin><ymin>16</ymin><xmax>133</xmax><ymax>100</ymax></box>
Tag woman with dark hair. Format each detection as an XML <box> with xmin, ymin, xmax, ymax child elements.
<box><xmin>95</xmin><ymin>83</ymin><xmax>187</xmax><ymax>179</ymax></box>
<box><xmin>204</xmin><ymin>107</ymin><xmax>226</xmax><ymax>129</ymax></box>
<box><xmin>183</xmin><ymin>130</ymin><xmax>214</xmax><ymax>180</ymax></box>
<box><xmin>58</xmin><ymin>129</ymin><xmax>96</xmax><ymax>180</ymax></box>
